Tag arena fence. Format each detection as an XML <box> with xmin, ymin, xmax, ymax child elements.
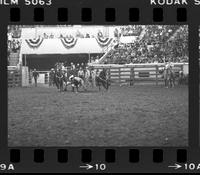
<box><xmin>89</xmin><ymin>63</ymin><xmax>189</xmax><ymax>85</ymax></box>
<box><xmin>8</xmin><ymin>66</ymin><xmax>22</xmax><ymax>88</ymax></box>
<box><xmin>9</xmin><ymin>63</ymin><xmax>188</xmax><ymax>87</ymax></box>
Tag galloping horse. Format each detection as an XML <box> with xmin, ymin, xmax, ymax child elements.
<box><xmin>96</xmin><ymin>68</ymin><xmax>110</xmax><ymax>91</ymax></box>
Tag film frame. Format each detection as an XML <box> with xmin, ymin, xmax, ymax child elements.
<box><xmin>0</xmin><ymin>0</ymin><xmax>199</xmax><ymax>173</ymax></box>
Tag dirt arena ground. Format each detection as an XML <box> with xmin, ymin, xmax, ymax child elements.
<box><xmin>8</xmin><ymin>84</ymin><xmax>188</xmax><ymax>147</ymax></box>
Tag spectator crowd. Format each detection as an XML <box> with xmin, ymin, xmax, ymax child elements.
<box><xmin>7</xmin><ymin>26</ymin><xmax>22</xmax><ymax>53</ymax></box>
<box><xmin>103</xmin><ymin>25</ymin><xmax>188</xmax><ymax>64</ymax></box>
<box><xmin>37</xmin><ymin>30</ymin><xmax>105</xmax><ymax>39</ymax></box>
<box><xmin>120</xmin><ymin>26</ymin><xmax>143</xmax><ymax>37</ymax></box>
<box><xmin>7</xmin><ymin>25</ymin><xmax>189</xmax><ymax>66</ymax></box>
<box><xmin>7</xmin><ymin>26</ymin><xmax>22</xmax><ymax>65</ymax></box>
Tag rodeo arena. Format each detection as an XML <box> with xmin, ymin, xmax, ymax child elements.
<box><xmin>8</xmin><ymin>25</ymin><xmax>188</xmax><ymax>146</ymax></box>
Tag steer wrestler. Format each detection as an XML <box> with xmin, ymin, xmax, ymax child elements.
<box><xmin>69</xmin><ymin>75</ymin><xmax>87</xmax><ymax>92</ymax></box>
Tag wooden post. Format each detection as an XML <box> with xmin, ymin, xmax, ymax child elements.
<box><xmin>130</xmin><ymin>67</ymin><xmax>134</xmax><ymax>86</ymax></box>
<box><xmin>156</xmin><ymin>65</ymin><xmax>158</xmax><ymax>86</ymax></box>
<box><xmin>181</xmin><ymin>64</ymin><xmax>184</xmax><ymax>73</ymax></box>
<box><xmin>25</xmin><ymin>54</ymin><xmax>27</xmax><ymax>67</ymax></box>
<box><xmin>133</xmin><ymin>67</ymin><xmax>135</xmax><ymax>85</ymax></box>
<box><xmin>108</xmin><ymin>67</ymin><xmax>111</xmax><ymax>85</ymax></box>
<box><xmin>119</xmin><ymin>67</ymin><xmax>121</xmax><ymax>84</ymax></box>
<box><xmin>88</xmin><ymin>52</ymin><xmax>91</xmax><ymax>63</ymax></box>
<box><xmin>130</xmin><ymin>68</ymin><xmax>132</xmax><ymax>86</ymax></box>
<box><xmin>19</xmin><ymin>66</ymin><xmax>22</xmax><ymax>87</ymax></box>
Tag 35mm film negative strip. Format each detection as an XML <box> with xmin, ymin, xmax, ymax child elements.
<box><xmin>0</xmin><ymin>0</ymin><xmax>199</xmax><ymax>173</ymax></box>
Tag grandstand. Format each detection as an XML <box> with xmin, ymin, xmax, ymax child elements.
<box><xmin>7</xmin><ymin>25</ymin><xmax>188</xmax><ymax>67</ymax></box>
<box><xmin>99</xmin><ymin>25</ymin><xmax>188</xmax><ymax>64</ymax></box>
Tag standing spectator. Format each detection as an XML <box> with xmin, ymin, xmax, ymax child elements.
<box><xmin>70</xmin><ymin>62</ymin><xmax>76</xmax><ymax>76</ymax></box>
<box><xmin>32</xmin><ymin>69</ymin><xmax>39</xmax><ymax>87</ymax></box>
<box><xmin>76</xmin><ymin>63</ymin><xmax>80</xmax><ymax>70</ymax></box>
<box><xmin>85</xmin><ymin>67</ymin><xmax>91</xmax><ymax>88</ymax></box>
<box><xmin>81</xmin><ymin>62</ymin><xmax>84</xmax><ymax>70</ymax></box>
<box><xmin>91</xmin><ymin>68</ymin><xmax>97</xmax><ymax>88</ymax></box>
<box><xmin>78</xmin><ymin>67</ymin><xmax>85</xmax><ymax>80</ymax></box>
<box><xmin>49</xmin><ymin>68</ymin><xmax>55</xmax><ymax>87</ymax></box>
<box><xmin>61</xmin><ymin>63</ymin><xmax>65</xmax><ymax>71</ymax></box>
<box><xmin>70</xmin><ymin>62</ymin><xmax>75</xmax><ymax>70</ymax></box>
<box><xmin>95</xmin><ymin>56</ymin><xmax>99</xmax><ymax>63</ymax></box>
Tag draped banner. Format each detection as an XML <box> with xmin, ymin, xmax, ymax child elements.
<box><xmin>60</xmin><ymin>37</ymin><xmax>78</xmax><ymax>49</ymax></box>
<box><xmin>25</xmin><ymin>37</ymin><xmax>112</xmax><ymax>50</ymax></box>
<box><xmin>25</xmin><ymin>37</ymin><xmax>44</xmax><ymax>49</ymax></box>
<box><xmin>95</xmin><ymin>37</ymin><xmax>113</xmax><ymax>47</ymax></box>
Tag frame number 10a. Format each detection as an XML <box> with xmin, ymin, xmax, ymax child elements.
<box><xmin>168</xmin><ymin>163</ymin><xmax>200</xmax><ymax>171</ymax></box>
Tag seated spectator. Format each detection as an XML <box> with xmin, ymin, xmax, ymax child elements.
<box><xmin>104</xmin><ymin>26</ymin><xmax>188</xmax><ymax>64</ymax></box>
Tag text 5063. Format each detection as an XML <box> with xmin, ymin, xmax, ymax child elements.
<box><xmin>25</xmin><ymin>0</ymin><xmax>52</xmax><ymax>6</ymax></box>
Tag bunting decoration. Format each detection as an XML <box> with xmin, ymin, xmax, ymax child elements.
<box><xmin>95</xmin><ymin>37</ymin><xmax>113</xmax><ymax>47</ymax></box>
<box><xmin>25</xmin><ymin>37</ymin><xmax>44</xmax><ymax>49</ymax></box>
<box><xmin>60</xmin><ymin>37</ymin><xmax>78</xmax><ymax>49</ymax></box>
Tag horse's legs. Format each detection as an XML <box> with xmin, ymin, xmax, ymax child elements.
<box><xmin>172</xmin><ymin>79</ymin><xmax>174</xmax><ymax>87</ymax></box>
<box><xmin>76</xmin><ymin>86</ymin><xmax>79</xmax><ymax>93</ymax></box>
<box><xmin>65</xmin><ymin>84</ymin><xmax>67</xmax><ymax>91</ymax></box>
<box><xmin>56</xmin><ymin>81</ymin><xmax>59</xmax><ymax>89</ymax></box>
<box><xmin>81</xmin><ymin>81</ymin><xmax>87</xmax><ymax>91</ymax></box>
<box><xmin>106</xmin><ymin>80</ymin><xmax>110</xmax><ymax>90</ymax></box>
<box><xmin>164</xmin><ymin>79</ymin><xmax>167</xmax><ymax>88</ymax></box>
<box><xmin>102</xmin><ymin>81</ymin><xmax>108</xmax><ymax>91</ymax></box>
<box><xmin>169</xmin><ymin>77</ymin><xmax>174</xmax><ymax>88</ymax></box>
<box><xmin>102</xmin><ymin>82</ymin><xmax>106</xmax><ymax>90</ymax></box>
<box><xmin>60</xmin><ymin>81</ymin><xmax>63</xmax><ymax>92</ymax></box>
<box><xmin>169</xmin><ymin>79</ymin><xmax>172</xmax><ymax>88</ymax></box>
<box><xmin>63</xmin><ymin>82</ymin><xmax>67</xmax><ymax>91</ymax></box>
<box><xmin>167</xmin><ymin>79</ymin><xmax>170</xmax><ymax>88</ymax></box>
<box><xmin>173</xmin><ymin>78</ymin><xmax>175</xmax><ymax>87</ymax></box>
<box><xmin>57</xmin><ymin>82</ymin><xmax>60</xmax><ymax>89</ymax></box>
<box><xmin>171</xmin><ymin>78</ymin><xmax>174</xmax><ymax>88</ymax></box>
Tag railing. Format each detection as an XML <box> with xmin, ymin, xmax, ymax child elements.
<box><xmin>90</xmin><ymin>63</ymin><xmax>188</xmax><ymax>85</ymax></box>
<box><xmin>8</xmin><ymin>70</ymin><xmax>21</xmax><ymax>88</ymax></box>
<box><xmin>97</xmin><ymin>40</ymin><xmax>118</xmax><ymax>64</ymax></box>
<box><xmin>11</xmin><ymin>63</ymin><xmax>188</xmax><ymax>87</ymax></box>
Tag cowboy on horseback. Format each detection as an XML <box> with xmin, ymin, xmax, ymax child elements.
<box><xmin>55</xmin><ymin>68</ymin><xmax>64</xmax><ymax>91</ymax></box>
<box><xmin>96</xmin><ymin>68</ymin><xmax>110</xmax><ymax>91</ymax></box>
<box><xmin>163</xmin><ymin>61</ymin><xmax>175</xmax><ymax>88</ymax></box>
